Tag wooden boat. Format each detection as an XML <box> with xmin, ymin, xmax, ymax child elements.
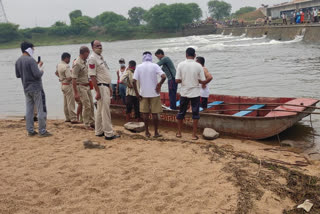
<box><xmin>110</xmin><ymin>92</ymin><xmax>319</xmax><ymax>139</ymax></box>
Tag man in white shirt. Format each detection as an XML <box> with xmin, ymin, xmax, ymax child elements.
<box><xmin>175</xmin><ymin>48</ymin><xmax>206</xmax><ymax>140</ymax></box>
<box><xmin>133</xmin><ymin>51</ymin><xmax>166</xmax><ymax>138</ymax></box>
<box><xmin>313</xmin><ymin>8</ymin><xmax>318</xmax><ymax>22</ymax></box>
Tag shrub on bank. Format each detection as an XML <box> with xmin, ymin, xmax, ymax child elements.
<box><xmin>0</xmin><ymin>23</ymin><xmax>20</xmax><ymax>43</ymax></box>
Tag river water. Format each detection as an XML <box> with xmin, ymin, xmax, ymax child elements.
<box><xmin>1</xmin><ymin>33</ymin><xmax>320</xmax><ymax>155</ymax></box>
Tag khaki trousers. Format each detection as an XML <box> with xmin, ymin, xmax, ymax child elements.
<box><xmin>95</xmin><ymin>85</ymin><xmax>113</xmax><ymax>137</ymax></box>
<box><xmin>77</xmin><ymin>85</ymin><xmax>94</xmax><ymax>126</ymax></box>
<box><xmin>61</xmin><ymin>85</ymin><xmax>76</xmax><ymax>121</ymax></box>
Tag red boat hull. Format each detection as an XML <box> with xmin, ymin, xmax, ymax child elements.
<box><xmin>111</xmin><ymin>93</ymin><xmax>318</xmax><ymax>139</ymax></box>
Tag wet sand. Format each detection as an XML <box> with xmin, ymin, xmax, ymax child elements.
<box><xmin>0</xmin><ymin>119</ymin><xmax>320</xmax><ymax>213</ymax></box>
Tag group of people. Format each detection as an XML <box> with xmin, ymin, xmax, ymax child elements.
<box><xmin>282</xmin><ymin>8</ymin><xmax>320</xmax><ymax>25</ymax></box>
<box><xmin>15</xmin><ymin>41</ymin><xmax>213</xmax><ymax>140</ymax></box>
<box><xmin>264</xmin><ymin>16</ymin><xmax>272</xmax><ymax>25</ymax></box>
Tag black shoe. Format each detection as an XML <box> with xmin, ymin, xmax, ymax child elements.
<box><xmin>39</xmin><ymin>131</ymin><xmax>52</xmax><ymax>137</ymax></box>
<box><xmin>27</xmin><ymin>131</ymin><xmax>38</xmax><ymax>136</ymax></box>
<box><xmin>105</xmin><ymin>135</ymin><xmax>120</xmax><ymax>140</ymax></box>
<box><xmin>96</xmin><ymin>133</ymin><xmax>104</xmax><ymax>137</ymax></box>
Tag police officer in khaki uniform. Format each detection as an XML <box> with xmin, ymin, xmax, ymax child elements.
<box><xmin>72</xmin><ymin>46</ymin><xmax>95</xmax><ymax>129</ymax></box>
<box><xmin>88</xmin><ymin>40</ymin><xmax>119</xmax><ymax>140</ymax></box>
<box><xmin>56</xmin><ymin>52</ymin><xmax>79</xmax><ymax>123</ymax></box>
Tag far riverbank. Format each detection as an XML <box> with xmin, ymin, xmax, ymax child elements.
<box><xmin>0</xmin><ymin>25</ymin><xmax>217</xmax><ymax>50</ymax></box>
<box><xmin>3</xmin><ymin>24</ymin><xmax>320</xmax><ymax>50</ymax></box>
<box><xmin>0</xmin><ymin>32</ymin><xmax>181</xmax><ymax>50</ymax></box>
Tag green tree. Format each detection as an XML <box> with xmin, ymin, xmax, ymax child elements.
<box><xmin>52</xmin><ymin>21</ymin><xmax>67</xmax><ymax>27</ymax></box>
<box><xmin>106</xmin><ymin>20</ymin><xmax>132</xmax><ymax>35</ymax></box>
<box><xmin>49</xmin><ymin>25</ymin><xmax>71</xmax><ymax>36</ymax></box>
<box><xmin>70</xmin><ymin>16</ymin><xmax>90</xmax><ymax>34</ymax></box>
<box><xmin>144</xmin><ymin>3</ymin><xmax>168</xmax><ymax>30</ymax></box>
<box><xmin>144</xmin><ymin>3</ymin><xmax>195</xmax><ymax>31</ymax></box>
<box><xmin>0</xmin><ymin>23</ymin><xmax>20</xmax><ymax>43</ymax></box>
<box><xmin>208</xmin><ymin>0</ymin><xmax>232</xmax><ymax>20</ymax></box>
<box><xmin>69</xmin><ymin>10</ymin><xmax>82</xmax><ymax>25</ymax></box>
<box><xmin>94</xmin><ymin>11</ymin><xmax>126</xmax><ymax>27</ymax></box>
<box><xmin>234</xmin><ymin>6</ymin><xmax>256</xmax><ymax>17</ymax></box>
<box><xmin>187</xmin><ymin>3</ymin><xmax>202</xmax><ymax>21</ymax></box>
<box><xmin>128</xmin><ymin>7</ymin><xmax>146</xmax><ymax>26</ymax></box>
<box><xmin>168</xmin><ymin>4</ymin><xmax>193</xmax><ymax>30</ymax></box>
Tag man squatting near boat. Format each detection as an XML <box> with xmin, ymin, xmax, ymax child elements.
<box><xmin>17</xmin><ymin>40</ymin><xmax>213</xmax><ymax>141</ymax></box>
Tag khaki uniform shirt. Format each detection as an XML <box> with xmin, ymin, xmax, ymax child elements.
<box><xmin>56</xmin><ymin>61</ymin><xmax>71</xmax><ymax>84</ymax></box>
<box><xmin>88</xmin><ymin>52</ymin><xmax>111</xmax><ymax>84</ymax></box>
<box><xmin>72</xmin><ymin>57</ymin><xmax>89</xmax><ymax>84</ymax></box>
<box><xmin>120</xmin><ymin>68</ymin><xmax>139</xmax><ymax>96</ymax></box>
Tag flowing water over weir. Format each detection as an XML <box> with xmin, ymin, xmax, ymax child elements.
<box><xmin>0</xmin><ymin>33</ymin><xmax>320</xmax><ymax>155</ymax></box>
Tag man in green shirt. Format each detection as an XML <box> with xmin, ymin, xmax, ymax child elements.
<box><xmin>155</xmin><ymin>49</ymin><xmax>178</xmax><ymax>110</ymax></box>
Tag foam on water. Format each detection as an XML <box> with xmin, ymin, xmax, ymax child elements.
<box><xmin>197</xmin><ymin>35</ymin><xmax>303</xmax><ymax>51</ymax></box>
<box><xmin>159</xmin><ymin>33</ymin><xmax>303</xmax><ymax>53</ymax></box>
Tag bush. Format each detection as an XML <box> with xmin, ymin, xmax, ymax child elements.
<box><xmin>49</xmin><ymin>26</ymin><xmax>72</xmax><ymax>36</ymax></box>
<box><xmin>0</xmin><ymin>23</ymin><xmax>20</xmax><ymax>43</ymax></box>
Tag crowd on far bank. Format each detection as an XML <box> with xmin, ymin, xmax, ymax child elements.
<box><xmin>15</xmin><ymin>41</ymin><xmax>213</xmax><ymax>141</ymax></box>
<box><xmin>281</xmin><ymin>8</ymin><xmax>320</xmax><ymax>25</ymax></box>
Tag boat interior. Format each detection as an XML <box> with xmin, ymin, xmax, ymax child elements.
<box><xmin>111</xmin><ymin>92</ymin><xmax>318</xmax><ymax>118</ymax></box>
<box><xmin>160</xmin><ymin>93</ymin><xmax>318</xmax><ymax>117</ymax></box>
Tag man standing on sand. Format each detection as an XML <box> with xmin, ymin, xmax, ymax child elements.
<box><xmin>116</xmin><ymin>58</ymin><xmax>127</xmax><ymax>105</ymax></box>
<box><xmin>133</xmin><ymin>51</ymin><xmax>166</xmax><ymax>138</ymax></box>
<box><xmin>88</xmin><ymin>40</ymin><xmax>120</xmax><ymax>140</ymax></box>
<box><xmin>15</xmin><ymin>41</ymin><xmax>51</xmax><ymax>137</ymax></box>
<box><xmin>196</xmin><ymin>56</ymin><xmax>213</xmax><ymax>109</ymax></box>
<box><xmin>155</xmin><ymin>49</ymin><xmax>178</xmax><ymax>110</ymax></box>
<box><xmin>56</xmin><ymin>52</ymin><xmax>79</xmax><ymax>124</ymax></box>
<box><xmin>175</xmin><ymin>48</ymin><xmax>206</xmax><ymax>140</ymax></box>
<box><xmin>72</xmin><ymin>46</ymin><xmax>95</xmax><ymax>130</ymax></box>
<box><xmin>120</xmin><ymin>60</ymin><xmax>141</xmax><ymax>122</ymax></box>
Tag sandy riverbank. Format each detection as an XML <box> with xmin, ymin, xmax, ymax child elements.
<box><xmin>0</xmin><ymin>119</ymin><xmax>320</xmax><ymax>213</ymax></box>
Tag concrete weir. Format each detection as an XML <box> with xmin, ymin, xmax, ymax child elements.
<box><xmin>215</xmin><ymin>25</ymin><xmax>320</xmax><ymax>42</ymax></box>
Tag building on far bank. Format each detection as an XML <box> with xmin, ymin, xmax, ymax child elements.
<box><xmin>267</xmin><ymin>0</ymin><xmax>320</xmax><ymax>18</ymax></box>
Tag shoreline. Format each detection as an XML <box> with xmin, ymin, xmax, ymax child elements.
<box><xmin>2</xmin><ymin>24</ymin><xmax>320</xmax><ymax>50</ymax></box>
<box><xmin>0</xmin><ymin>119</ymin><xmax>319</xmax><ymax>213</ymax></box>
<box><xmin>0</xmin><ymin>31</ymin><xmax>184</xmax><ymax>50</ymax></box>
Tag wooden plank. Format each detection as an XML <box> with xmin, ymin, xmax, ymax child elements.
<box><xmin>265</xmin><ymin>98</ymin><xmax>318</xmax><ymax>117</ymax></box>
<box><xmin>176</xmin><ymin>100</ymin><xmax>180</xmax><ymax>107</ymax></box>
<box><xmin>200</xmin><ymin>101</ymin><xmax>224</xmax><ymax>112</ymax></box>
<box><xmin>233</xmin><ymin>104</ymin><xmax>265</xmax><ymax>117</ymax></box>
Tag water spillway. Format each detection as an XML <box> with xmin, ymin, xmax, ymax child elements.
<box><xmin>216</xmin><ymin>25</ymin><xmax>320</xmax><ymax>43</ymax></box>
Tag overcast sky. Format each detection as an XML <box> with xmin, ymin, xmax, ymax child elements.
<box><xmin>2</xmin><ymin>0</ymin><xmax>284</xmax><ymax>28</ymax></box>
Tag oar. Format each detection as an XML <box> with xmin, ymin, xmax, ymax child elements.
<box><xmin>218</xmin><ymin>103</ymin><xmax>320</xmax><ymax>110</ymax></box>
<box><xmin>205</xmin><ymin>109</ymin><xmax>320</xmax><ymax>115</ymax></box>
